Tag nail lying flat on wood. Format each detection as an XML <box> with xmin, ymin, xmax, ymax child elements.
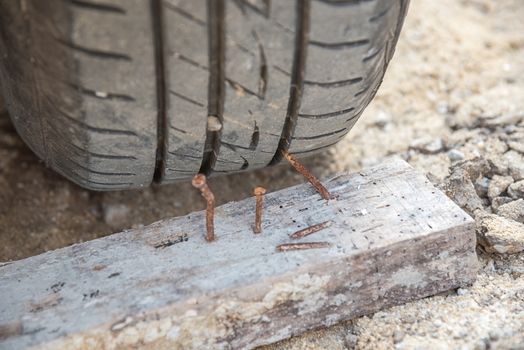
<box><xmin>281</xmin><ymin>150</ymin><xmax>331</xmax><ymax>200</ymax></box>
<box><xmin>253</xmin><ymin>186</ymin><xmax>266</xmax><ymax>234</ymax></box>
<box><xmin>276</xmin><ymin>242</ymin><xmax>331</xmax><ymax>252</ymax></box>
<box><xmin>191</xmin><ymin>174</ymin><xmax>215</xmax><ymax>242</ymax></box>
<box><xmin>289</xmin><ymin>221</ymin><xmax>332</xmax><ymax>239</ymax></box>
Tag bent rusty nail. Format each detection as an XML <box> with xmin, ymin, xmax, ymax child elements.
<box><xmin>281</xmin><ymin>150</ymin><xmax>331</xmax><ymax>200</ymax></box>
<box><xmin>192</xmin><ymin>174</ymin><xmax>215</xmax><ymax>242</ymax></box>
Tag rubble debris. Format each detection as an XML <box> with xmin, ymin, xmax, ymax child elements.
<box><xmin>476</xmin><ymin>212</ymin><xmax>524</xmax><ymax>254</ymax></box>
<box><xmin>442</xmin><ymin>159</ymin><xmax>490</xmax><ymax>215</ymax></box>
<box><xmin>491</xmin><ymin>197</ymin><xmax>514</xmax><ymax>211</ymax></box>
<box><xmin>504</xmin><ymin>151</ymin><xmax>524</xmax><ymax>181</ymax></box>
<box><xmin>487</xmin><ymin>175</ymin><xmax>514</xmax><ymax>199</ymax></box>
<box><xmin>507</xmin><ymin>180</ymin><xmax>524</xmax><ymax>199</ymax></box>
<box><xmin>409</xmin><ymin>138</ymin><xmax>444</xmax><ymax>154</ymax></box>
<box><xmin>495</xmin><ymin>199</ymin><xmax>524</xmax><ymax>224</ymax></box>
<box><xmin>447</xmin><ymin>149</ymin><xmax>465</xmax><ymax>162</ymax></box>
<box><xmin>102</xmin><ymin>204</ymin><xmax>130</xmax><ymax>228</ymax></box>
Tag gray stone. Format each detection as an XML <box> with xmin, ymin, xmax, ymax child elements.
<box><xmin>454</xmin><ymin>157</ymin><xmax>490</xmax><ymax>181</ymax></box>
<box><xmin>102</xmin><ymin>204</ymin><xmax>131</xmax><ymax>228</ymax></box>
<box><xmin>480</xmin><ymin>113</ymin><xmax>523</xmax><ymax>128</ymax></box>
<box><xmin>448</xmin><ymin>149</ymin><xmax>465</xmax><ymax>162</ymax></box>
<box><xmin>507</xmin><ymin>141</ymin><xmax>524</xmax><ymax>154</ymax></box>
<box><xmin>496</xmin><ymin>199</ymin><xmax>524</xmax><ymax>223</ymax></box>
<box><xmin>487</xmin><ymin>157</ymin><xmax>509</xmax><ymax>176</ymax></box>
<box><xmin>508</xmin><ymin>180</ymin><xmax>524</xmax><ymax>199</ymax></box>
<box><xmin>483</xmin><ymin>137</ymin><xmax>509</xmax><ymax>155</ymax></box>
<box><xmin>475</xmin><ymin>177</ymin><xmax>490</xmax><ymax>198</ymax></box>
<box><xmin>442</xmin><ymin>168</ymin><xmax>484</xmax><ymax>215</ymax></box>
<box><xmin>487</xmin><ymin>175</ymin><xmax>514</xmax><ymax>199</ymax></box>
<box><xmin>372</xmin><ymin>110</ymin><xmax>392</xmax><ymax>128</ymax></box>
<box><xmin>410</xmin><ymin>138</ymin><xmax>444</xmax><ymax>154</ymax></box>
<box><xmin>344</xmin><ymin>333</ymin><xmax>358</xmax><ymax>348</ymax></box>
<box><xmin>393</xmin><ymin>330</ymin><xmax>405</xmax><ymax>344</ymax></box>
<box><xmin>504</xmin><ymin>151</ymin><xmax>524</xmax><ymax>181</ymax></box>
<box><xmin>491</xmin><ymin>196</ymin><xmax>514</xmax><ymax>211</ymax></box>
<box><xmin>476</xmin><ymin>212</ymin><xmax>524</xmax><ymax>254</ymax></box>
<box><xmin>456</xmin><ymin>288</ymin><xmax>469</xmax><ymax>296</ymax></box>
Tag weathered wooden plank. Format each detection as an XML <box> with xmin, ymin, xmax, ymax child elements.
<box><xmin>0</xmin><ymin>159</ymin><xmax>478</xmax><ymax>350</ymax></box>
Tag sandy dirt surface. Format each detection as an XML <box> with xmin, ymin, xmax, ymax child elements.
<box><xmin>1</xmin><ymin>0</ymin><xmax>524</xmax><ymax>348</ymax></box>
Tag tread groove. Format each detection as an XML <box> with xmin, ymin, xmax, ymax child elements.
<box><xmin>69</xmin><ymin>83</ymin><xmax>135</xmax><ymax>102</ymax></box>
<box><xmin>233</xmin><ymin>0</ymin><xmax>270</xmax><ymax>18</ymax></box>
<box><xmin>274</xmin><ymin>66</ymin><xmax>362</xmax><ymax>87</ymax></box>
<box><xmin>52</xmin><ymin>105</ymin><xmax>139</xmax><ymax>136</ymax></box>
<box><xmin>170</xmin><ymin>126</ymin><xmax>190</xmax><ymax>134</ymax></box>
<box><xmin>269</xmin><ymin>0</ymin><xmax>311</xmax><ymax>165</ymax></box>
<box><xmin>57</xmin><ymin>164</ymin><xmax>133</xmax><ymax>187</ymax></box>
<box><xmin>226</xmin><ymin>79</ymin><xmax>262</xmax><ymax>99</ymax></box>
<box><xmin>169</xmin><ymin>90</ymin><xmax>205</xmax><ymax>107</ymax></box>
<box><xmin>164</xmin><ymin>2</ymin><xmax>206</xmax><ymax>26</ymax></box>
<box><xmin>199</xmin><ymin>0</ymin><xmax>226</xmax><ymax>175</ymax></box>
<box><xmin>67</xmin><ymin>141</ymin><xmax>137</xmax><ymax>160</ymax></box>
<box><xmin>314</xmin><ymin>0</ymin><xmax>374</xmax><ymax>6</ymax></box>
<box><xmin>309</xmin><ymin>38</ymin><xmax>369</xmax><ymax>49</ymax></box>
<box><xmin>176</xmin><ymin>54</ymin><xmax>208</xmax><ymax>71</ymax></box>
<box><xmin>362</xmin><ymin>45</ymin><xmax>383</xmax><ymax>62</ymax></box>
<box><xmin>63</xmin><ymin>155</ymin><xmax>136</xmax><ymax>176</ymax></box>
<box><xmin>303</xmin><ymin>77</ymin><xmax>362</xmax><ymax>88</ymax></box>
<box><xmin>298</xmin><ymin>106</ymin><xmax>355</xmax><ymax>119</ymax></box>
<box><xmin>152</xmin><ymin>0</ymin><xmax>168</xmax><ymax>183</ymax></box>
<box><xmin>249</xmin><ymin>122</ymin><xmax>260</xmax><ymax>150</ymax></box>
<box><xmin>57</xmin><ymin>39</ymin><xmax>131</xmax><ymax>61</ymax></box>
<box><xmin>66</xmin><ymin>0</ymin><xmax>126</xmax><ymax>14</ymax></box>
<box><xmin>253</xmin><ymin>31</ymin><xmax>268</xmax><ymax>98</ymax></box>
<box><xmin>221</xmin><ymin>141</ymin><xmax>254</xmax><ymax>151</ymax></box>
<box><xmin>369</xmin><ymin>3</ymin><xmax>392</xmax><ymax>22</ymax></box>
<box><xmin>292</xmin><ymin>137</ymin><xmax>344</xmax><ymax>154</ymax></box>
<box><xmin>292</xmin><ymin>127</ymin><xmax>347</xmax><ymax>140</ymax></box>
<box><xmin>168</xmin><ymin>152</ymin><xmax>202</xmax><ymax>160</ymax></box>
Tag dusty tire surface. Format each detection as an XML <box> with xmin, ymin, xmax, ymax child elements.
<box><xmin>0</xmin><ymin>0</ymin><xmax>408</xmax><ymax>190</ymax></box>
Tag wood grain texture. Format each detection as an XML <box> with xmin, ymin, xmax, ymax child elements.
<box><xmin>0</xmin><ymin>159</ymin><xmax>478</xmax><ymax>349</ymax></box>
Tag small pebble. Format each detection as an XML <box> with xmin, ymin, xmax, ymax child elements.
<box><xmin>103</xmin><ymin>204</ymin><xmax>131</xmax><ymax>228</ymax></box>
<box><xmin>475</xmin><ymin>177</ymin><xmax>490</xmax><ymax>197</ymax></box>
<box><xmin>393</xmin><ymin>330</ymin><xmax>405</xmax><ymax>344</ymax></box>
<box><xmin>207</xmin><ymin>116</ymin><xmax>222</xmax><ymax>131</ymax></box>
<box><xmin>447</xmin><ymin>149</ymin><xmax>465</xmax><ymax>162</ymax></box>
<box><xmin>456</xmin><ymin>288</ymin><xmax>468</xmax><ymax>296</ymax></box>
<box><xmin>508</xmin><ymin>180</ymin><xmax>524</xmax><ymax>199</ymax></box>
<box><xmin>436</xmin><ymin>101</ymin><xmax>450</xmax><ymax>114</ymax></box>
<box><xmin>504</xmin><ymin>151</ymin><xmax>524</xmax><ymax>181</ymax></box>
<box><xmin>487</xmin><ymin>175</ymin><xmax>514</xmax><ymax>199</ymax></box>
<box><xmin>344</xmin><ymin>333</ymin><xmax>358</xmax><ymax>348</ymax></box>
<box><xmin>373</xmin><ymin>110</ymin><xmax>392</xmax><ymax>128</ymax></box>
<box><xmin>410</xmin><ymin>138</ymin><xmax>444</xmax><ymax>154</ymax></box>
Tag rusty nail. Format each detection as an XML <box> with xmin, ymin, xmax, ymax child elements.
<box><xmin>192</xmin><ymin>174</ymin><xmax>215</xmax><ymax>242</ymax></box>
<box><xmin>276</xmin><ymin>242</ymin><xmax>331</xmax><ymax>252</ymax></box>
<box><xmin>281</xmin><ymin>150</ymin><xmax>331</xmax><ymax>200</ymax></box>
<box><xmin>253</xmin><ymin>186</ymin><xmax>266</xmax><ymax>234</ymax></box>
<box><xmin>289</xmin><ymin>221</ymin><xmax>332</xmax><ymax>239</ymax></box>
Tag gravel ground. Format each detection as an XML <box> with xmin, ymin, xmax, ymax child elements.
<box><xmin>1</xmin><ymin>0</ymin><xmax>523</xmax><ymax>349</ymax></box>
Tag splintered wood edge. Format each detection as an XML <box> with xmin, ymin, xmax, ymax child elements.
<box><xmin>0</xmin><ymin>158</ymin><xmax>478</xmax><ymax>350</ymax></box>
